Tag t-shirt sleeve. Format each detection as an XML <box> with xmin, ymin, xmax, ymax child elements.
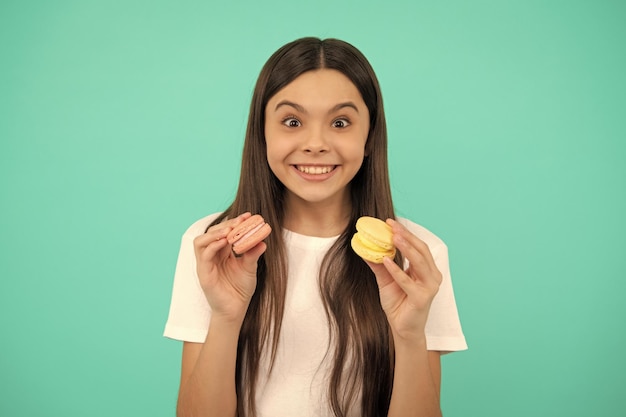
<box><xmin>163</xmin><ymin>214</ymin><xmax>220</xmax><ymax>343</ymax></box>
<box><xmin>398</xmin><ymin>218</ymin><xmax>468</xmax><ymax>353</ymax></box>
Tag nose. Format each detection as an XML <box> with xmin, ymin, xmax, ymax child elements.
<box><xmin>302</xmin><ymin>126</ymin><xmax>329</xmax><ymax>154</ymax></box>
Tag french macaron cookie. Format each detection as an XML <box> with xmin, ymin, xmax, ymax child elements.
<box><xmin>227</xmin><ymin>214</ymin><xmax>272</xmax><ymax>256</ymax></box>
<box><xmin>350</xmin><ymin>216</ymin><xmax>396</xmax><ymax>264</ymax></box>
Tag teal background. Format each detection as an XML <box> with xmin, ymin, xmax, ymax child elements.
<box><xmin>1</xmin><ymin>0</ymin><xmax>624</xmax><ymax>416</ymax></box>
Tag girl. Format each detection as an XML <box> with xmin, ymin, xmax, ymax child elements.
<box><xmin>164</xmin><ymin>37</ymin><xmax>467</xmax><ymax>417</ymax></box>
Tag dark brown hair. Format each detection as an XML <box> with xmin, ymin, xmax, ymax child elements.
<box><xmin>210</xmin><ymin>37</ymin><xmax>400</xmax><ymax>417</ymax></box>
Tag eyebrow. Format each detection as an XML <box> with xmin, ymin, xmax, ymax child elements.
<box><xmin>274</xmin><ymin>100</ymin><xmax>360</xmax><ymax>114</ymax></box>
<box><xmin>275</xmin><ymin>100</ymin><xmax>306</xmax><ymax>113</ymax></box>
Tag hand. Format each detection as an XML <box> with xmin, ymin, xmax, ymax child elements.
<box><xmin>193</xmin><ymin>212</ymin><xmax>269</xmax><ymax>323</ymax></box>
<box><xmin>367</xmin><ymin>219</ymin><xmax>442</xmax><ymax>343</ymax></box>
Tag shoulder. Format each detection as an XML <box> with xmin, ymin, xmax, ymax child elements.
<box><xmin>396</xmin><ymin>217</ymin><xmax>448</xmax><ymax>255</ymax></box>
<box><xmin>181</xmin><ymin>212</ymin><xmax>224</xmax><ymax>240</ymax></box>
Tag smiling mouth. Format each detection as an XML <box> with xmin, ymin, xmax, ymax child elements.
<box><xmin>295</xmin><ymin>165</ymin><xmax>337</xmax><ymax>175</ymax></box>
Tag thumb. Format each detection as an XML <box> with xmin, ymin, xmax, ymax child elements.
<box><xmin>239</xmin><ymin>242</ymin><xmax>267</xmax><ymax>273</ymax></box>
<box><xmin>366</xmin><ymin>260</ymin><xmax>395</xmax><ymax>289</ymax></box>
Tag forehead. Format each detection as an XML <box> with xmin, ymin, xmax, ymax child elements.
<box><xmin>267</xmin><ymin>69</ymin><xmax>365</xmax><ymax>107</ymax></box>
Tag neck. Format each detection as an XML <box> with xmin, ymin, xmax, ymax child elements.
<box><xmin>282</xmin><ymin>194</ymin><xmax>351</xmax><ymax>237</ymax></box>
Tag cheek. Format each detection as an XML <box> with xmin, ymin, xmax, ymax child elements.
<box><xmin>265</xmin><ymin>143</ymin><xmax>279</xmax><ymax>169</ymax></box>
<box><xmin>342</xmin><ymin>134</ymin><xmax>368</xmax><ymax>160</ymax></box>
<box><xmin>265</xmin><ymin>137</ymin><xmax>289</xmax><ymax>176</ymax></box>
<box><xmin>265</xmin><ymin>152</ymin><xmax>282</xmax><ymax>181</ymax></box>
<box><xmin>264</xmin><ymin>126</ymin><xmax>279</xmax><ymax>157</ymax></box>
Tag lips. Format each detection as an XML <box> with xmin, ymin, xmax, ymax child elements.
<box><xmin>295</xmin><ymin>165</ymin><xmax>336</xmax><ymax>174</ymax></box>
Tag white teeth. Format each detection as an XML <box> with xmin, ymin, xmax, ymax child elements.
<box><xmin>297</xmin><ymin>165</ymin><xmax>334</xmax><ymax>174</ymax></box>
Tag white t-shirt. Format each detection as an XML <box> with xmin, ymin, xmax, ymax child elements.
<box><xmin>164</xmin><ymin>213</ymin><xmax>467</xmax><ymax>416</ymax></box>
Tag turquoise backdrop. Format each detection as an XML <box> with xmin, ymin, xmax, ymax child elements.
<box><xmin>1</xmin><ymin>0</ymin><xmax>624</xmax><ymax>416</ymax></box>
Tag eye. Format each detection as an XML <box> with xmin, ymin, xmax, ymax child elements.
<box><xmin>282</xmin><ymin>117</ymin><xmax>301</xmax><ymax>128</ymax></box>
<box><xmin>332</xmin><ymin>118</ymin><xmax>351</xmax><ymax>128</ymax></box>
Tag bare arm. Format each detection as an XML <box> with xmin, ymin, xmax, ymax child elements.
<box><xmin>368</xmin><ymin>219</ymin><xmax>445</xmax><ymax>417</ymax></box>
<box><xmin>387</xmin><ymin>344</ymin><xmax>442</xmax><ymax>417</ymax></box>
<box><xmin>176</xmin><ymin>316</ymin><xmax>243</xmax><ymax>417</ymax></box>
<box><xmin>176</xmin><ymin>212</ymin><xmax>267</xmax><ymax>417</ymax></box>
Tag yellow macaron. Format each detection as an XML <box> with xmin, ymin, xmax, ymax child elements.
<box><xmin>351</xmin><ymin>216</ymin><xmax>396</xmax><ymax>263</ymax></box>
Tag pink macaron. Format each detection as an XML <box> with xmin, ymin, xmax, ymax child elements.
<box><xmin>227</xmin><ymin>214</ymin><xmax>272</xmax><ymax>255</ymax></box>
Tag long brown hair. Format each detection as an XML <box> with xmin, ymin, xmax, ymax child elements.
<box><xmin>210</xmin><ymin>37</ymin><xmax>400</xmax><ymax>417</ymax></box>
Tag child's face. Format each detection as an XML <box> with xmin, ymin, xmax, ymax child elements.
<box><xmin>264</xmin><ymin>69</ymin><xmax>370</xmax><ymax>209</ymax></box>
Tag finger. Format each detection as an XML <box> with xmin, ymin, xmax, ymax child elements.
<box><xmin>229</xmin><ymin>212</ymin><xmax>252</xmax><ymax>227</ymax></box>
<box><xmin>207</xmin><ymin>212</ymin><xmax>251</xmax><ymax>240</ymax></box>
<box><xmin>193</xmin><ymin>227</ymin><xmax>231</xmax><ymax>259</ymax></box>
<box><xmin>387</xmin><ymin>219</ymin><xmax>437</xmax><ymax>265</ymax></box>
<box><xmin>194</xmin><ymin>213</ymin><xmax>252</xmax><ymax>252</ymax></box>
<box><xmin>195</xmin><ymin>233</ymin><xmax>231</xmax><ymax>263</ymax></box>
<box><xmin>366</xmin><ymin>260</ymin><xmax>395</xmax><ymax>288</ymax></box>
<box><xmin>382</xmin><ymin>256</ymin><xmax>416</xmax><ymax>295</ymax></box>
<box><xmin>238</xmin><ymin>241</ymin><xmax>267</xmax><ymax>274</ymax></box>
<box><xmin>387</xmin><ymin>220</ymin><xmax>440</xmax><ymax>280</ymax></box>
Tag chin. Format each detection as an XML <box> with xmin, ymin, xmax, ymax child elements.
<box><xmin>288</xmin><ymin>188</ymin><xmax>350</xmax><ymax>207</ymax></box>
